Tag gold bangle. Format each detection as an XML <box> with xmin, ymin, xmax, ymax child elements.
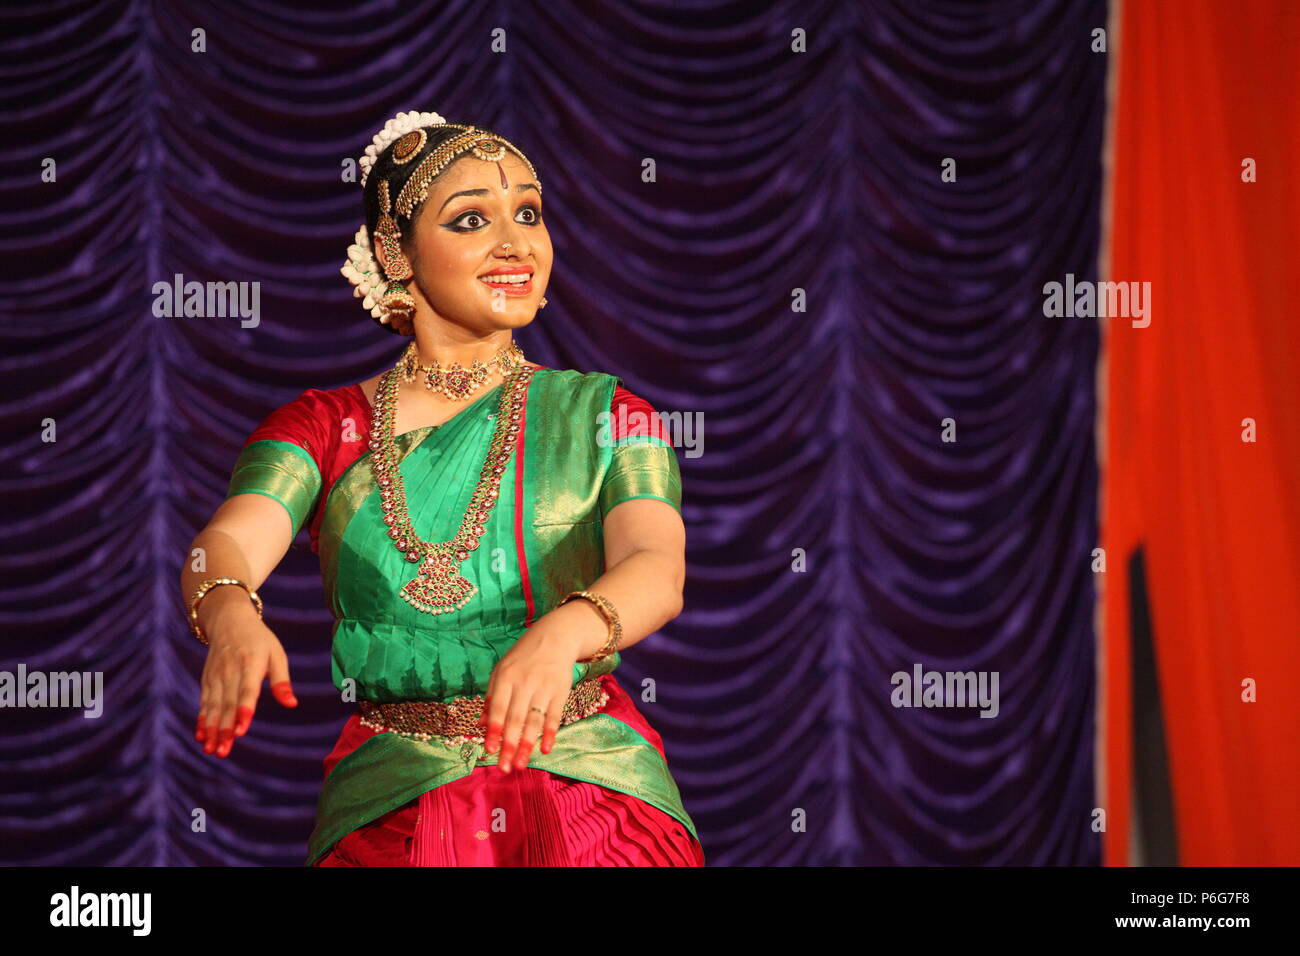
<box><xmin>187</xmin><ymin>578</ymin><xmax>263</xmax><ymax>647</ymax></box>
<box><xmin>561</xmin><ymin>590</ymin><xmax>622</xmax><ymax>663</ymax></box>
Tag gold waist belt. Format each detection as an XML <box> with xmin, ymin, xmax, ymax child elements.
<box><xmin>357</xmin><ymin>676</ymin><xmax>609</xmax><ymax>745</ymax></box>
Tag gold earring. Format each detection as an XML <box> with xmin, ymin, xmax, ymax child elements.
<box><xmin>380</xmin><ymin>280</ymin><xmax>416</xmax><ymax>329</ymax></box>
<box><xmin>540</xmin><ymin>297</ymin><xmax>548</xmax><ymax>309</ymax></box>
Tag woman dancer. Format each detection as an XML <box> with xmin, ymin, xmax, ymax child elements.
<box><xmin>180</xmin><ymin>111</ymin><xmax>701</xmax><ymax>866</ymax></box>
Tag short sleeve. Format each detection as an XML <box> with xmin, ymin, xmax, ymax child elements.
<box><xmin>598</xmin><ymin>384</ymin><xmax>682</xmax><ymax>520</ymax></box>
<box><xmin>224</xmin><ymin>390</ymin><xmax>329</xmax><ymax>539</ymax></box>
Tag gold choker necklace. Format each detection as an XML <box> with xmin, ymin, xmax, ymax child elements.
<box><xmin>397</xmin><ymin>340</ymin><xmax>526</xmax><ymax>401</ymax></box>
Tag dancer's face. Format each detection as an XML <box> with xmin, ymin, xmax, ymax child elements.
<box><xmin>396</xmin><ymin>152</ymin><xmax>552</xmax><ymax>334</ymax></box>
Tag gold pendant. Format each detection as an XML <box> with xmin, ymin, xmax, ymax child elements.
<box><xmin>399</xmin><ymin>544</ymin><xmax>478</xmax><ymax>614</ymax></box>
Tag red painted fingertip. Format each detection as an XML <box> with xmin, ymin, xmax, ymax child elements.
<box><xmin>234</xmin><ymin>705</ymin><xmax>254</xmax><ymax>736</ymax></box>
<box><xmin>271</xmin><ymin>681</ymin><xmax>298</xmax><ymax>707</ymax></box>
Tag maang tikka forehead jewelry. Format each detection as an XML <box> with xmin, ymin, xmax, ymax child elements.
<box><xmin>394</xmin><ymin>125</ymin><xmax>542</xmax><ymax>219</ymax></box>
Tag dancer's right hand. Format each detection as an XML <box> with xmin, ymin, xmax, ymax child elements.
<box><xmin>196</xmin><ymin>597</ymin><xmax>297</xmax><ymax>759</ymax></box>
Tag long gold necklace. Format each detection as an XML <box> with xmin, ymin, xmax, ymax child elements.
<box><xmin>369</xmin><ymin>355</ymin><xmax>535</xmax><ymax>615</ymax></box>
<box><xmin>397</xmin><ymin>340</ymin><xmax>526</xmax><ymax>401</ymax></box>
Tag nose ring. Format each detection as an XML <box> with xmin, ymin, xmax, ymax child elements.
<box><xmin>500</xmin><ymin>242</ymin><xmax>512</xmax><ymax>251</ymax></box>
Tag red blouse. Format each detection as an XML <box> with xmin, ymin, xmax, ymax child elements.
<box><xmin>235</xmin><ymin>367</ymin><xmax>673</xmax><ymax>554</ymax></box>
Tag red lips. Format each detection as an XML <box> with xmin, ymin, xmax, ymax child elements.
<box><xmin>478</xmin><ymin>267</ymin><xmax>534</xmax><ymax>296</ymax></box>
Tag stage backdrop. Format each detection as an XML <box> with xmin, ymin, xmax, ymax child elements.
<box><xmin>1</xmin><ymin>1</ymin><xmax>1104</xmax><ymax>865</ymax></box>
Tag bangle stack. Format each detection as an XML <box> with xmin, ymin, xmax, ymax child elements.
<box><xmin>561</xmin><ymin>590</ymin><xmax>623</xmax><ymax>663</ymax></box>
<box><xmin>187</xmin><ymin>578</ymin><xmax>263</xmax><ymax>646</ymax></box>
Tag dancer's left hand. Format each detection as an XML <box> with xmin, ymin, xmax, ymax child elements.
<box><xmin>479</xmin><ymin>619</ymin><xmax>584</xmax><ymax>773</ymax></box>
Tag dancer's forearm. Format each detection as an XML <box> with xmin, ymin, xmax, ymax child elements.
<box><xmin>545</xmin><ymin>546</ymin><xmax>684</xmax><ymax>661</ymax></box>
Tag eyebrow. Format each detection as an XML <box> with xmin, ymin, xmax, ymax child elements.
<box><xmin>438</xmin><ymin>183</ymin><xmax>539</xmax><ymax>214</ymax></box>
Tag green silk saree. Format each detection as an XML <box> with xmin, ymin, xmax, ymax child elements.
<box><xmin>224</xmin><ymin>367</ymin><xmax>696</xmax><ymax>865</ymax></box>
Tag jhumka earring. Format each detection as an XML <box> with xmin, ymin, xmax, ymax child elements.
<box><xmin>374</xmin><ymin>179</ymin><xmax>416</xmax><ymax>332</ymax></box>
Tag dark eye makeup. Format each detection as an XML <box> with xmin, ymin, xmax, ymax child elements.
<box><xmin>442</xmin><ymin>203</ymin><xmax>542</xmax><ymax>233</ymax></box>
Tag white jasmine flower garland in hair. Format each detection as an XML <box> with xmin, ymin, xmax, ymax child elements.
<box><xmin>343</xmin><ymin>109</ymin><xmax>445</xmax><ymax>327</ymax></box>
<box><xmin>340</xmin><ymin>225</ymin><xmax>389</xmax><ymax>321</ymax></box>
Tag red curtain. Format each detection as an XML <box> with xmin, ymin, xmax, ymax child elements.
<box><xmin>1102</xmin><ymin>0</ymin><xmax>1299</xmax><ymax>865</ymax></box>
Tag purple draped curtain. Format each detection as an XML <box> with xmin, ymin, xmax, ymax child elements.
<box><xmin>1</xmin><ymin>0</ymin><xmax>1103</xmax><ymax>865</ymax></box>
